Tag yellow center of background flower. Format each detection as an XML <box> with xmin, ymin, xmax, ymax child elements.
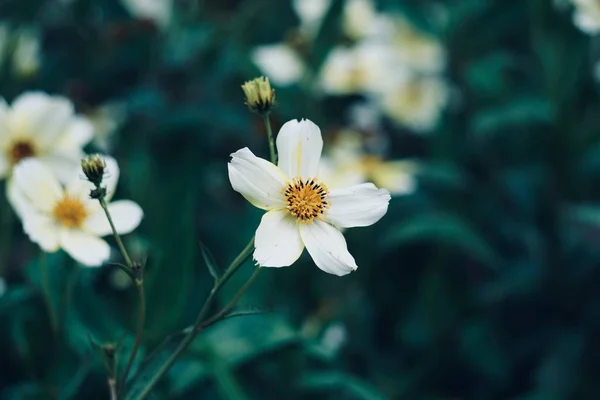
<box><xmin>52</xmin><ymin>197</ymin><xmax>88</xmax><ymax>229</ymax></box>
<box><xmin>284</xmin><ymin>178</ymin><xmax>329</xmax><ymax>223</ymax></box>
<box><xmin>9</xmin><ymin>140</ymin><xmax>36</xmax><ymax>164</ymax></box>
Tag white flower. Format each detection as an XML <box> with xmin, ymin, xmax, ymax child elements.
<box><xmin>342</xmin><ymin>0</ymin><xmax>379</xmax><ymax>39</ymax></box>
<box><xmin>570</xmin><ymin>0</ymin><xmax>600</xmax><ymax>34</ymax></box>
<box><xmin>87</xmin><ymin>102</ymin><xmax>127</xmax><ymax>152</ymax></box>
<box><xmin>10</xmin><ymin>157</ymin><xmax>143</xmax><ymax>267</ymax></box>
<box><xmin>251</xmin><ymin>44</ymin><xmax>306</xmax><ymax>87</ymax></box>
<box><xmin>378</xmin><ymin>74</ymin><xmax>449</xmax><ymax>132</ymax></box>
<box><xmin>121</xmin><ymin>0</ymin><xmax>172</xmax><ymax>29</ymax></box>
<box><xmin>319</xmin><ymin>42</ymin><xmax>394</xmax><ymax>95</ymax></box>
<box><xmin>228</xmin><ymin>119</ymin><xmax>390</xmax><ymax>276</ymax></box>
<box><xmin>383</xmin><ymin>14</ymin><xmax>446</xmax><ymax>74</ymax></box>
<box><xmin>0</xmin><ymin>92</ymin><xmax>94</xmax><ymax>183</ymax></box>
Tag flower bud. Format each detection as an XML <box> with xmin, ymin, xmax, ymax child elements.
<box><xmin>241</xmin><ymin>76</ymin><xmax>275</xmax><ymax>115</ymax></box>
<box><xmin>81</xmin><ymin>154</ymin><xmax>106</xmax><ymax>187</ymax></box>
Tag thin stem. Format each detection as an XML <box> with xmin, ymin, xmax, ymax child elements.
<box><xmin>118</xmin><ymin>280</ymin><xmax>146</xmax><ymax>396</ymax></box>
<box><xmin>200</xmin><ymin>267</ymin><xmax>261</xmax><ymax>331</ymax></box>
<box><xmin>40</xmin><ymin>252</ymin><xmax>58</xmax><ymax>334</ymax></box>
<box><xmin>98</xmin><ymin>197</ymin><xmax>133</xmax><ymax>268</ymax></box>
<box><xmin>264</xmin><ymin>114</ymin><xmax>277</xmax><ymax>164</ymax></box>
<box><xmin>132</xmin><ymin>238</ymin><xmax>255</xmax><ymax>400</ymax></box>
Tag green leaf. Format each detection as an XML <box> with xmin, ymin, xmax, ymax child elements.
<box><xmin>384</xmin><ymin>212</ymin><xmax>497</xmax><ymax>268</ymax></box>
<box><xmin>200</xmin><ymin>241</ymin><xmax>221</xmax><ymax>281</ymax></box>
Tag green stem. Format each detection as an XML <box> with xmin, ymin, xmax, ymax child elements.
<box><xmin>132</xmin><ymin>238</ymin><xmax>255</xmax><ymax>400</ymax></box>
<box><xmin>199</xmin><ymin>268</ymin><xmax>261</xmax><ymax>331</ymax></box>
<box><xmin>40</xmin><ymin>252</ymin><xmax>58</xmax><ymax>335</ymax></box>
<box><xmin>264</xmin><ymin>114</ymin><xmax>277</xmax><ymax>165</ymax></box>
<box><xmin>98</xmin><ymin>197</ymin><xmax>133</xmax><ymax>268</ymax></box>
<box><xmin>118</xmin><ymin>280</ymin><xmax>146</xmax><ymax>396</ymax></box>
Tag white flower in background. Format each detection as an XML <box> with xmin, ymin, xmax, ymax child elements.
<box><xmin>319</xmin><ymin>42</ymin><xmax>394</xmax><ymax>95</ymax></box>
<box><xmin>293</xmin><ymin>0</ymin><xmax>332</xmax><ymax>37</ymax></box>
<box><xmin>342</xmin><ymin>0</ymin><xmax>379</xmax><ymax>39</ymax></box>
<box><xmin>12</xmin><ymin>28</ymin><xmax>40</xmax><ymax>78</ymax></box>
<box><xmin>379</xmin><ymin>75</ymin><xmax>449</xmax><ymax>132</ymax></box>
<box><xmin>569</xmin><ymin>0</ymin><xmax>600</xmax><ymax>34</ymax></box>
<box><xmin>10</xmin><ymin>157</ymin><xmax>143</xmax><ymax>267</ymax></box>
<box><xmin>251</xmin><ymin>44</ymin><xmax>306</xmax><ymax>86</ymax></box>
<box><xmin>319</xmin><ymin>130</ymin><xmax>417</xmax><ymax>195</ymax></box>
<box><xmin>228</xmin><ymin>119</ymin><xmax>390</xmax><ymax>276</ymax></box>
<box><xmin>0</xmin><ymin>92</ymin><xmax>94</xmax><ymax>184</ymax></box>
<box><xmin>385</xmin><ymin>15</ymin><xmax>446</xmax><ymax>74</ymax></box>
<box><xmin>121</xmin><ymin>0</ymin><xmax>172</xmax><ymax>29</ymax></box>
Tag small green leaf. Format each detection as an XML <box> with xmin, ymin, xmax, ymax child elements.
<box><xmin>200</xmin><ymin>240</ymin><xmax>221</xmax><ymax>280</ymax></box>
<box><xmin>299</xmin><ymin>371</ymin><xmax>387</xmax><ymax>400</ymax></box>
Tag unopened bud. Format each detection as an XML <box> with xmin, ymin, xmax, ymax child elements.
<box><xmin>81</xmin><ymin>154</ymin><xmax>106</xmax><ymax>187</ymax></box>
<box><xmin>241</xmin><ymin>76</ymin><xmax>275</xmax><ymax>115</ymax></box>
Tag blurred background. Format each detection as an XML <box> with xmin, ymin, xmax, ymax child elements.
<box><xmin>3</xmin><ymin>0</ymin><xmax>600</xmax><ymax>398</ymax></box>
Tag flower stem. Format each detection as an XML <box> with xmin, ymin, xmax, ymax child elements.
<box><xmin>108</xmin><ymin>378</ymin><xmax>117</xmax><ymax>400</ymax></box>
<box><xmin>199</xmin><ymin>267</ymin><xmax>261</xmax><ymax>331</ymax></box>
<box><xmin>264</xmin><ymin>114</ymin><xmax>277</xmax><ymax>164</ymax></box>
<box><xmin>132</xmin><ymin>237</ymin><xmax>255</xmax><ymax>400</ymax></box>
<box><xmin>40</xmin><ymin>252</ymin><xmax>58</xmax><ymax>335</ymax></box>
<box><xmin>97</xmin><ymin>193</ymin><xmax>145</xmax><ymax>397</ymax></box>
<box><xmin>98</xmin><ymin>197</ymin><xmax>133</xmax><ymax>268</ymax></box>
<box><xmin>118</xmin><ymin>279</ymin><xmax>146</xmax><ymax>396</ymax></box>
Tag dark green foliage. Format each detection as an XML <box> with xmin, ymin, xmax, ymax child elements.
<box><xmin>2</xmin><ymin>0</ymin><xmax>600</xmax><ymax>399</ymax></box>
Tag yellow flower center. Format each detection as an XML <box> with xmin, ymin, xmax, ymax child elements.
<box><xmin>52</xmin><ymin>197</ymin><xmax>88</xmax><ymax>229</ymax></box>
<box><xmin>9</xmin><ymin>140</ymin><xmax>36</xmax><ymax>164</ymax></box>
<box><xmin>284</xmin><ymin>178</ymin><xmax>329</xmax><ymax>223</ymax></box>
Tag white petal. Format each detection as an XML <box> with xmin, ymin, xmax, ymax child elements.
<box><xmin>38</xmin><ymin>153</ymin><xmax>82</xmax><ymax>184</ymax></box>
<box><xmin>84</xmin><ymin>200</ymin><xmax>143</xmax><ymax>236</ymax></box>
<box><xmin>276</xmin><ymin>119</ymin><xmax>323</xmax><ymax>179</ymax></box>
<box><xmin>9</xmin><ymin>92</ymin><xmax>74</xmax><ymax>148</ymax></box>
<box><xmin>22</xmin><ymin>214</ymin><xmax>61</xmax><ymax>252</ymax></box>
<box><xmin>102</xmin><ymin>156</ymin><xmax>120</xmax><ymax>201</ymax></box>
<box><xmin>6</xmin><ymin>178</ymin><xmax>33</xmax><ymax>218</ymax></box>
<box><xmin>370</xmin><ymin>161</ymin><xmax>417</xmax><ymax>195</ymax></box>
<box><xmin>228</xmin><ymin>148</ymin><xmax>287</xmax><ymax>210</ymax></box>
<box><xmin>324</xmin><ymin>183</ymin><xmax>390</xmax><ymax>228</ymax></box>
<box><xmin>56</xmin><ymin>117</ymin><xmax>94</xmax><ymax>150</ymax></box>
<box><xmin>59</xmin><ymin>229</ymin><xmax>110</xmax><ymax>267</ymax></box>
<box><xmin>299</xmin><ymin>220</ymin><xmax>357</xmax><ymax>276</ymax></box>
<box><xmin>12</xmin><ymin>158</ymin><xmax>63</xmax><ymax>213</ymax></box>
<box><xmin>254</xmin><ymin>210</ymin><xmax>304</xmax><ymax>267</ymax></box>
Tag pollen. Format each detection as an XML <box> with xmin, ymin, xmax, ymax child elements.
<box><xmin>283</xmin><ymin>178</ymin><xmax>330</xmax><ymax>223</ymax></box>
<box><xmin>9</xmin><ymin>140</ymin><xmax>36</xmax><ymax>164</ymax></box>
<box><xmin>52</xmin><ymin>197</ymin><xmax>88</xmax><ymax>229</ymax></box>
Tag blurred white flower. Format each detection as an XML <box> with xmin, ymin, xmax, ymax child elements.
<box><xmin>342</xmin><ymin>0</ymin><xmax>379</xmax><ymax>39</ymax></box>
<box><xmin>319</xmin><ymin>129</ymin><xmax>417</xmax><ymax>195</ymax></box>
<box><xmin>293</xmin><ymin>0</ymin><xmax>332</xmax><ymax>37</ymax></box>
<box><xmin>379</xmin><ymin>75</ymin><xmax>449</xmax><ymax>132</ymax></box>
<box><xmin>319</xmin><ymin>42</ymin><xmax>394</xmax><ymax>95</ymax></box>
<box><xmin>10</xmin><ymin>157</ymin><xmax>143</xmax><ymax>267</ymax></box>
<box><xmin>0</xmin><ymin>92</ymin><xmax>94</xmax><ymax>184</ymax></box>
<box><xmin>384</xmin><ymin>15</ymin><xmax>446</xmax><ymax>74</ymax></box>
<box><xmin>12</xmin><ymin>28</ymin><xmax>40</xmax><ymax>78</ymax></box>
<box><xmin>121</xmin><ymin>0</ymin><xmax>172</xmax><ymax>29</ymax></box>
<box><xmin>87</xmin><ymin>103</ymin><xmax>127</xmax><ymax>152</ymax></box>
<box><xmin>251</xmin><ymin>44</ymin><xmax>306</xmax><ymax>86</ymax></box>
<box><xmin>228</xmin><ymin>119</ymin><xmax>390</xmax><ymax>276</ymax></box>
<box><xmin>570</xmin><ymin>0</ymin><xmax>600</xmax><ymax>34</ymax></box>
